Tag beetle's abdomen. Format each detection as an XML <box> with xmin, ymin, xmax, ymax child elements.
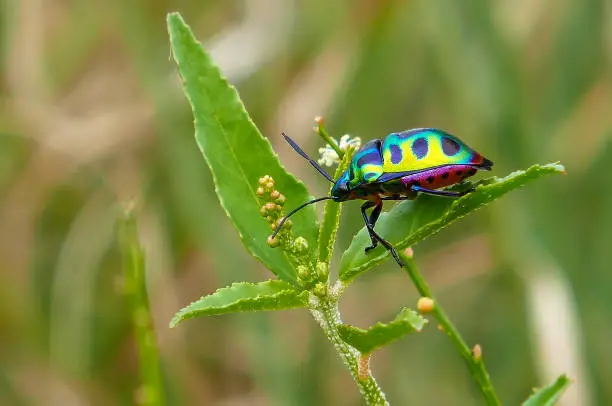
<box><xmin>360</xmin><ymin>164</ymin><xmax>479</xmax><ymax>199</ymax></box>
<box><xmin>398</xmin><ymin>164</ymin><xmax>478</xmax><ymax>190</ymax></box>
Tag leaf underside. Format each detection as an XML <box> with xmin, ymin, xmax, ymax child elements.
<box><xmin>167</xmin><ymin>13</ymin><xmax>317</xmax><ymax>284</ymax></box>
<box><xmin>170</xmin><ymin>280</ymin><xmax>309</xmax><ymax>327</ymax></box>
<box><xmin>522</xmin><ymin>374</ymin><xmax>571</xmax><ymax>406</ymax></box>
<box><xmin>337</xmin><ymin>308</ymin><xmax>427</xmax><ymax>354</ymax></box>
<box><xmin>339</xmin><ymin>162</ymin><xmax>565</xmax><ymax>282</ymax></box>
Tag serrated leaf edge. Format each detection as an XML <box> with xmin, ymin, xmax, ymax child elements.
<box><xmin>170</xmin><ymin>280</ymin><xmax>308</xmax><ymax>327</ymax></box>
<box><xmin>340</xmin><ymin>162</ymin><xmax>565</xmax><ymax>281</ymax></box>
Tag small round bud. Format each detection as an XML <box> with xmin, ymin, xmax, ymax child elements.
<box><xmin>266</xmin><ymin>181</ymin><xmax>274</xmax><ymax>190</ymax></box>
<box><xmin>417</xmin><ymin>297</ymin><xmax>435</xmax><ymax>313</ymax></box>
<box><xmin>313</xmin><ymin>282</ymin><xmax>327</xmax><ymax>297</ymax></box>
<box><xmin>267</xmin><ymin>236</ymin><xmax>280</xmax><ymax>248</ymax></box>
<box><xmin>293</xmin><ymin>236</ymin><xmax>309</xmax><ymax>253</ymax></box>
<box><xmin>472</xmin><ymin>344</ymin><xmax>482</xmax><ymax>361</ymax></box>
<box><xmin>256</xmin><ymin>187</ymin><xmax>265</xmax><ymax>196</ymax></box>
<box><xmin>316</xmin><ymin>262</ymin><xmax>329</xmax><ymax>279</ymax></box>
<box><xmin>404</xmin><ymin>247</ymin><xmax>414</xmax><ymax>258</ymax></box>
<box><xmin>296</xmin><ymin>265</ymin><xmax>310</xmax><ymax>281</ymax></box>
<box><xmin>264</xmin><ymin>202</ymin><xmax>277</xmax><ymax>213</ymax></box>
<box><xmin>260</xmin><ymin>206</ymin><xmax>268</xmax><ymax>216</ymax></box>
<box><xmin>275</xmin><ymin>194</ymin><xmax>286</xmax><ymax>205</ymax></box>
<box><xmin>259</xmin><ymin>177</ymin><xmax>268</xmax><ymax>185</ymax></box>
<box><xmin>314</xmin><ymin>116</ymin><xmax>324</xmax><ymax>126</ymax></box>
<box><xmin>270</xmin><ymin>190</ymin><xmax>280</xmax><ymax>199</ymax></box>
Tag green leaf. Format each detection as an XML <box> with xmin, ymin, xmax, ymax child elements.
<box><xmin>337</xmin><ymin>308</ymin><xmax>427</xmax><ymax>354</ymax></box>
<box><xmin>340</xmin><ymin>163</ymin><xmax>565</xmax><ymax>282</ymax></box>
<box><xmin>167</xmin><ymin>13</ymin><xmax>317</xmax><ymax>284</ymax></box>
<box><xmin>170</xmin><ymin>280</ymin><xmax>309</xmax><ymax>327</ymax></box>
<box><xmin>317</xmin><ymin>148</ymin><xmax>355</xmax><ymax>264</ymax></box>
<box><xmin>522</xmin><ymin>374</ymin><xmax>571</xmax><ymax>406</ymax></box>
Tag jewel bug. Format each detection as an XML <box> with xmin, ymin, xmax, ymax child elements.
<box><xmin>272</xmin><ymin>128</ymin><xmax>493</xmax><ymax>266</ymax></box>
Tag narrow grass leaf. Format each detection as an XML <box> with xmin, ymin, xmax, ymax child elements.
<box><xmin>340</xmin><ymin>163</ymin><xmax>565</xmax><ymax>282</ymax></box>
<box><xmin>522</xmin><ymin>374</ymin><xmax>571</xmax><ymax>406</ymax></box>
<box><xmin>170</xmin><ymin>280</ymin><xmax>309</xmax><ymax>327</ymax></box>
<box><xmin>167</xmin><ymin>13</ymin><xmax>317</xmax><ymax>284</ymax></box>
<box><xmin>117</xmin><ymin>209</ymin><xmax>164</xmax><ymax>406</ymax></box>
<box><xmin>337</xmin><ymin>308</ymin><xmax>427</xmax><ymax>354</ymax></box>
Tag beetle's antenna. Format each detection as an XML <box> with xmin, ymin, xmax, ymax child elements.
<box><xmin>281</xmin><ymin>132</ymin><xmax>335</xmax><ymax>183</ymax></box>
<box><xmin>272</xmin><ymin>196</ymin><xmax>332</xmax><ymax>238</ymax></box>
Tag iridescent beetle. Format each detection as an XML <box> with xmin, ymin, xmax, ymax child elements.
<box><xmin>272</xmin><ymin>128</ymin><xmax>493</xmax><ymax>266</ymax></box>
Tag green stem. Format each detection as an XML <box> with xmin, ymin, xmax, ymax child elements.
<box><xmin>399</xmin><ymin>251</ymin><xmax>501</xmax><ymax>406</ymax></box>
<box><xmin>118</xmin><ymin>209</ymin><xmax>165</xmax><ymax>406</ymax></box>
<box><xmin>316</xmin><ymin>122</ymin><xmax>344</xmax><ymax>159</ymax></box>
<box><xmin>310</xmin><ymin>295</ymin><xmax>388</xmax><ymax>406</ymax></box>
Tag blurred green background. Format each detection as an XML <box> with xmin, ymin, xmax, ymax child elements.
<box><xmin>1</xmin><ymin>0</ymin><xmax>610</xmax><ymax>405</ymax></box>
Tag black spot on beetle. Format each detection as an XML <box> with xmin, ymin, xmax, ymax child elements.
<box><xmin>456</xmin><ymin>170</ymin><xmax>463</xmax><ymax>176</ymax></box>
<box><xmin>411</xmin><ymin>138</ymin><xmax>428</xmax><ymax>159</ymax></box>
<box><xmin>442</xmin><ymin>137</ymin><xmax>461</xmax><ymax>156</ymax></box>
<box><xmin>468</xmin><ymin>169</ymin><xmax>476</xmax><ymax>175</ymax></box>
<box><xmin>441</xmin><ymin>172</ymin><xmax>449</xmax><ymax>179</ymax></box>
<box><xmin>356</xmin><ymin>151</ymin><xmax>381</xmax><ymax>168</ymax></box>
<box><xmin>412</xmin><ymin>181</ymin><xmax>421</xmax><ymax>187</ymax></box>
<box><xmin>390</xmin><ymin>144</ymin><xmax>403</xmax><ymax>164</ymax></box>
<box><xmin>426</xmin><ymin>176</ymin><xmax>434</xmax><ymax>184</ymax></box>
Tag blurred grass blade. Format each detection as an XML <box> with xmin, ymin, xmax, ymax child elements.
<box><xmin>340</xmin><ymin>163</ymin><xmax>566</xmax><ymax>282</ymax></box>
<box><xmin>337</xmin><ymin>308</ymin><xmax>427</xmax><ymax>354</ymax></box>
<box><xmin>118</xmin><ymin>209</ymin><xmax>164</xmax><ymax>406</ymax></box>
<box><xmin>317</xmin><ymin>147</ymin><xmax>355</xmax><ymax>264</ymax></box>
<box><xmin>522</xmin><ymin>374</ymin><xmax>571</xmax><ymax>406</ymax></box>
<box><xmin>170</xmin><ymin>280</ymin><xmax>309</xmax><ymax>327</ymax></box>
<box><xmin>167</xmin><ymin>12</ymin><xmax>317</xmax><ymax>284</ymax></box>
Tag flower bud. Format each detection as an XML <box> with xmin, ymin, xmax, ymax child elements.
<box><xmin>267</xmin><ymin>236</ymin><xmax>280</xmax><ymax>248</ymax></box>
<box><xmin>293</xmin><ymin>237</ymin><xmax>309</xmax><ymax>253</ymax></box>
<box><xmin>313</xmin><ymin>282</ymin><xmax>327</xmax><ymax>297</ymax></box>
<box><xmin>275</xmin><ymin>194</ymin><xmax>286</xmax><ymax>205</ymax></box>
<box><xmin>417</xmin><ymin>297</ymin><xmax>435</xmax><ymax>313</ymax></box>
<box><xmin>256</xmin><ymin>187</ymin><xmax>265</xmax><ymax>196</ymax></box>
<box><xmin>316</xmin><ymin>262</ymin><xmax>329</xmax><ymax>280</ymax></box>
<box><xmin>296</xmin><ymin>265</ymin><xmax>310</xmax><ymax>281</ymax></box>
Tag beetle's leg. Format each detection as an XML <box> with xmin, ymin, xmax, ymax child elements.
<box><xmin>360</xmin><ymin>201</ymin><xmax>405</xmax><ymax>267</ymax></box>
<box><xmin>360</xmin><ymin>201</ymin><xmax>378</xmax><ymax>251</ymax></box>
<box><xmin>411</xmin><ymin>185</ymin><xmax>475</xmax><ymax>197</ymax></box>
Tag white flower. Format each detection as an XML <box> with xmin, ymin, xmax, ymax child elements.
<box><xmin>317</xmin><ymin>135</ymin><xmax>362</xmax><ymax>167</ymax></box>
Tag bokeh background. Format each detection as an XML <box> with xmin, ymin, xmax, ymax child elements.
<box><xmin>1</xmin><ymin>0</ymin><xmax>611</xmax><ymax>405</ymax></box>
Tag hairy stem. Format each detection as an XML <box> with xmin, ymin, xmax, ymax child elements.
<box><xmin>118</xmin><ymin>209</ymin><xmax>165</xmax><ymax>406</ymax></box>
<box><xmin>399</xmin><ymin>250</ymin><xmax>501</xmax><ymax>406</ymax></box>
<box><xmin>315</xmin><ymin>122</ymin><xmax>344</xmax><ymax>159</ymax></box>
<box><xmin>310</xmin><ymin>295</ymin><xmax>388</xmax><ymax>406</ymax></box>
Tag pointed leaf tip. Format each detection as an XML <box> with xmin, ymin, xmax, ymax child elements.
<box><xmin>339</xmin><ymin>162</ymin><xmax>565</xmax><ymax>282</ymax></box>
<box><xmin>170</xmin><ymin>280</ymin><xmax>308</xmax><ymax>327</ymax></box>
<box><xmin>522</xmin><ymin>374</ymin><xmax>571</xmax><ymax>406</ymax></box>
<box><xmin>167</xmin><ymin>13</ymin><xmax>318</xmax><ymax>283</ymax></box>
<box><xmin>337</xmin><ymin>308</ymin><xmax>427</xmax><ymax>354</ymax></box>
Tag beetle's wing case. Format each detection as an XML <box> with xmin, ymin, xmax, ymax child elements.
<box><xmin>380</xmin><ymin>128</ymin><xmax>480</xmax><ymax>174</ymax></box>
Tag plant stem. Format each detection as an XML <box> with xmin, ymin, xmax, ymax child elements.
<box><xmin>118</xmin><ymin>208</ymin><xmax>165</xmax><ymax>406</ymax></box>
<box><xmin>399</xmin><ymin>250</ymin><xmax>501</xmax><ymax>406</ymax></box>
<box><xmin>310</xmin><ymin>295</ymin><xmax>388</xmax><ymax>406</ymax></box>
<box><xmin>315</xmin><ymin>121</ymin><xmax>344</xmax><ymax>159</ymax></box>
